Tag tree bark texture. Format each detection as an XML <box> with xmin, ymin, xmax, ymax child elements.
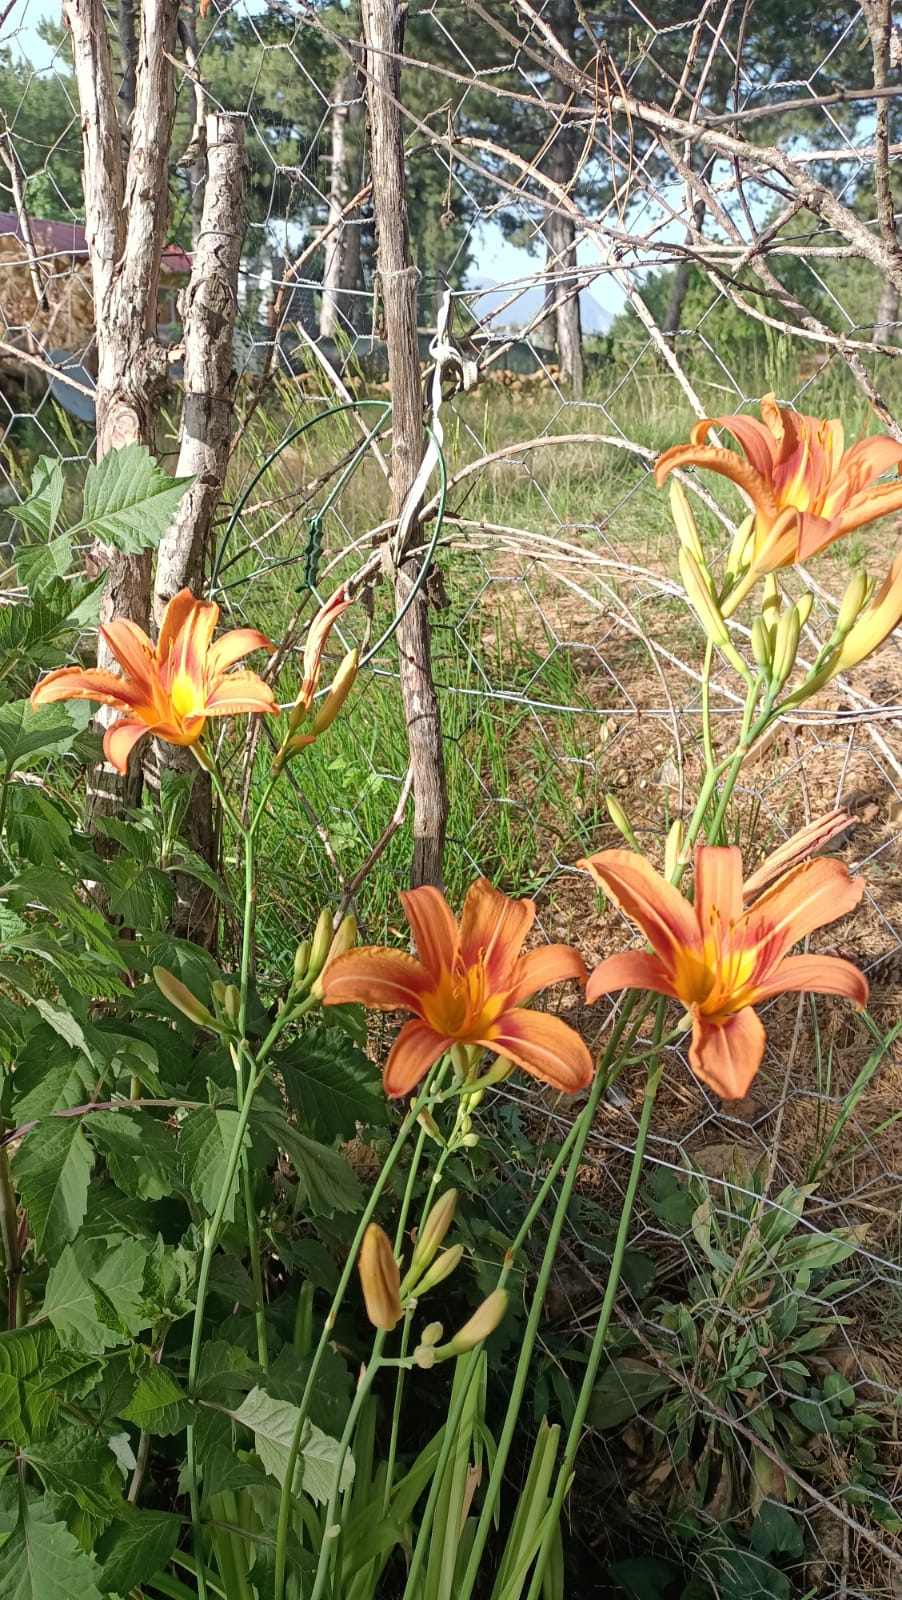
<box><xmin>362</xmin><ymin>0</ymin><xmax>449</xmax><ymax>890</ymax></box>
<box><xmin>64</xmin><ymin>0</ymin><xmax>180</xmax><ymax>819</ymax></box>
<box><xmin>320</xmin><ymin>69</ymin><xmax>353</xmax><ymax>339</ymax></box>
<box><xmin>544</xmin><ymin>0</ymin><xmax>583</xmax><ymax>395</ymax></box>
<box><xmin>178</xmin><ymin>0</ymin><xmax>208</xmax><ymax>246</ymax></box>
<box><xmin>864</xmin><ymin>0</ymin><xmax>901</xmax><ymax>342</ymax></box>
<box><xmin>152</xmin><ymin>114</ymin><xmax>247</xmax><ymax>945</ymax></box>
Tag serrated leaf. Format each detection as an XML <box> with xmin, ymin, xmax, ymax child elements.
<box><xmin>179</xmin><ymin>1107</ymin><xmax>248</xmax><ymax>1223</ymax></box>
<box><xmin>80</xmin><ymin>444</ymin><xmax>192</xmax><ymax>554</ymax></box>
<box><xmin>0</xmin><ymin>699</ymin><xmax>90</xmax><ymax>775</ymax></box>
<box><xmin>15</xmin><ymin>534</ymin><xmax>73</xmax><ymax>594</ymax></box>
<box><xmin>4</xmin><ymin>788</ymin><xmax>74</xmax><ymax>869</ymax></box>
<box><xmin>13</xmin><ymin>1118</ymin><xmax>93</xmax><ymax>1259</ymax></box>
<box><xmin>92</xmin><ymin>1238</ymin><xmax>150</xmax><ymax>1334</ymax></box>
<box><xmin>0</xmin><ymin>1507</ymin><xmax>103</xmax><ymax>1600</ymax></box>
<box><xmin>88</xmin><ymin>1111</ymin><xmax>179</xmax><ymax>1201</ymax></box>
<box><xmin>30</xmin><ymin>999</ymin><xmax>93</xmax><ymax>1062</ymax></box>
<box><xmin>279</xmin><ymin>1025</ymin><xmax>385</xmax><ymax>1142</ymax></box>
<box><xmin>232</xmin><ymin>1386</ymin><xmax>354</xmax><ymax>1504</ymax></box>
<box><xmin>253</xmin><ymin>1110</ymin><xmax>362</xmax><ymax>1218</ymax></box>
<box><xmin>12</xmin><ymin>456</ymin><xmax>64</xmax><ymax>541</ymax></box>
<box><xmin>23</xmin><ymin>1424</ymin><xmax>124</xmax><ymax>1516</ymax></box>
<box><xmin>120</xmin><ymin>1363</ymin><xmax>189</xmax><ymax>1437</ymax></box>
<box><xmin>0</xmin><ymin>1326</ymin><xmax>92</xmax><ymax>1443</ymax></box>
<box><xmin>96</xmin><ymin>1508</ymin><xmax>182</xmax><ymax>1593</ymax></box>
<box><xmin>43</xmin><ymin>1243</ymin><xmax>122</xmax><ymax>1353</ymax></box>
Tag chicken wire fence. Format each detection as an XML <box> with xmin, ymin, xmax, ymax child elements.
<box><xmin>4</xmin><ymin>0</ymin><xmax>902</xmax><ymax>1590</ymax></box>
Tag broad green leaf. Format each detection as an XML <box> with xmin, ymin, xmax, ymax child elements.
<box><xmin>30</xmin><ymin>999</ymin><xmax>93</xmax><ymax>1062</ymax></box>
<box><xmin>92</xmin><ymin>1238</ymin><xmax>150</xmax><ymax>1333</ymax></box>
<box><xmin>751</xmin><ymin>1500</ymin><xmax>805</xmax><ymax>1559</ymax></box>
<box><xmin>79</xmin><ymin>444</ymin><xmax>192</xmax><ymax>554</ymax></box>
<box><xmin>0</xmin><ymin>699</ymin><xmax>90</xmax><ymax>775</ymax></box>
<box><xmin>88</xmin><ymin>1111</ymin><xmax>179</xmax><ymax>1201</ymax></box>
<box><xmin>95</xmin><ymin>1508</ymin><xmax>182</xmax><ymax>1593</ymax></box>
<box><xmin>0</xmin><ymin>1327</ymin><xmax>93</xmax><ymax>1443</ymax></box>
<box><xmin>179</xmin><ymin>1108</ymin><xmax>248</xmax><ymax>1224</ymax></box>
<box><xmin>252</xmin><ymin>1109</ymin><xmax>362</xmax><ymax>1218</ymax></box>
<box><xmin>16</xmin><ymin>533</ymin><xmax>73</xmax><ymax>594</ymax></box>
<box><xmin>43</xmin><ymin>1243</ymin><xmax>122</xmax><ymax>1353</ymax></box>
<box><xmin>278</xmin><ymin>1025</ymin><xmax>384</xmax><ymax>1142</ymax></box>
<box><xmin>23</xmin><ymin>1424</ymin><xmax>124</xmax><ymax>1517</ymax></box>
<box><xmin>232</xmin><ymin>1386</ymin><xmax>354</xmax><ymax>1504</ymax></box>
<box><xmin>586</xmin><ymin>1358</ymin><xmax>672</xmax><ymax>1431</ymax></box>
<box><xmin>12</xmin><ymin>456</ymin><xmax>64</xmax><ymax>541</ymax></box>
<box><xmin>4</xmin><ymin>788</ymin><xmax>75</xmax><ymax>870</ymax></box>
<box><xmin>120</xmin><ymin>1363</ymin><xmax>189</xmax><ymax>1437</ymax></box>
<box><xmin>13</xmin><ymin>1118</ymin><xmax>93</xmax><ymax>1259</ymax></box>
<box><xmin>0</xmin><ymin>1507</ymin><xmax>103</xmax><ymax>1600</ymax></box>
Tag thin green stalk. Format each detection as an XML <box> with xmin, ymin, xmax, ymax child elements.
<box><xmin>523</xmin><ymin>1058</ymin><xmax>663</xmax><ymax>1600</ymax></box>
<box><xmin>309</xmin><ymin>1340</ymin><xmax>385</xmax><ymax>1600</ymax></box>
<box><xmin>272</xmin><ymin>1056</ymin><xmax>450</xmax><ymax>1600</ymax></box>
<box><xmin>0</xmin><ymin>1135</ymin><xmax>21</xmax><ymax>1329</ymax></box>
<box><xmin>700</xmin><ymin>639</ymin><xmax>716</xmax><ymax>776</ymax></box>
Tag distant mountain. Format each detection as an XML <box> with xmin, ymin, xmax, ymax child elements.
<box><xmin>465</xmin><ymin>277</ymin><xmax>612</xmax><ymax>335</ymax></box>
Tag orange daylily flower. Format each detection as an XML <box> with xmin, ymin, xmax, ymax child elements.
<box><xmin>580</xmin><ymin>846</ymin><xmax>867</xmax><ymax>1100</ymax></box>
<box><xmin>655</xmin><ymin>393</ymin><xmax>902</xmax><ymax>573</ymax></box>
<box><xmin>30</xmin><ymin>589</ymin><xmax>277</xmax><ymax>774</ymax></box>
<box><xmin>321</xmin><ymin>878</ymin><xmax>592</xmax><ymax>1098</ymax></box>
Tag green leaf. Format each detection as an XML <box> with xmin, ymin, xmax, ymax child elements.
<box><xmin>278</xmin><ymin>1025</ymin><xmax>385</xmax><ymax>1142</ymax></box>
<box><xmin>0</xmin><ymin>1507</ymin><xmax>103</xmax><ymax>1600</ymax></box>
<box><xmin>43</xmin><ymin>1243</ymin><xmax>121</xmax><ymax>1353</ymax></box>
<box><xmin>13</xmin><ymin>1118</ymin><xmax>93</xmax><ymax>1259</ymax></box>
<box><xmin>252</xmin><ymin>1109</ymin><xmax>362</xmax><ymax>1218</ymax></box>
<box><xmin>232</xmin><ymin>1386</ymin><xmax>354</xmax><ymax>1504</ymax></box>
<box><xmin>12</xmin><ymin>456</ymin><xmax>64</xmax><ymax>541</ymax></box>
<box><xmin>0</xmin><ymin>699</ymin><xmax>90</xmax><ymax>775</ymax></box>
<box><xmin>179</xmin><ymin>1108</ymin><xmax>248</xmax><ymax>1224</ymax></box>
<box><xmin>79</xmin><ymin>444</ymin><xmax>192</xmax><ymax>554</ymax></box>
<box><xmin>16</xmin><ymin>534</ymin><xmax>74</xmax><ymax>594</ymax></box>
<box><xmin>88</xmin><ymin>1111</ymin><xmax>179</xmax><ymax>1201</ymax></box>
<box><xmin>0</xmin><ymin>1327</ymin><xmax>94</xmax><ymax>1443</ymax></box>
<box><xmin>120</xmin><ymin>1363</ymin><xmax>189</xmax><ymax>1437</ymax></box>
<box><xmin>751</xmin><ymin>1500</ymin><xmax>805</xmax><ymax>1559</ymax></box>
<box><xmin>4</xmin><ymin>788</ymin><xmax>75</xmax><ymax>870</ymax></box>
<box><xmin>30</xmin><ymin>998</ymin><xmax>94</xmax><ymax>1062</ymax></box>
<box><xmin>23</xmin><ymin>1424</ymin><xmax>124</xmax><ymax>1517</ymax></box>
<box><xmin>587</xmin><ymin>1358</ymin><xmax>672</xmax><ymax>1430</ymax></box>
<box><xmin>96</xmin><ymin>1508</ymin><xmax>182</xmax><ymax>1593</ymax></box>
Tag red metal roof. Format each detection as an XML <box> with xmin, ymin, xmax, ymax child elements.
<box><xmin>0</xmin><ymin>212</ymin><xmax>193</xmax><ymax>274</ymax></box>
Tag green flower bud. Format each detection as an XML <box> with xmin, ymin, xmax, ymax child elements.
<box><xmin>772</xmin><ymin>603</ymin><xmax>801</xmax><ymax>689</ymax></box>
<box><xmin>605</xmin><ymin>793</ymin><xmax>639</xmax><ymax>850</ymax></box>
<box><xmin>293</xmin><ymin>940</ymin><xmax>311</xmax><ymax>985</ymax></box>
<box><xmin>751</xmin><ymin>615</ymin><xmax>773</xmax><ymax>675</ymax></box>
<box><xmin>837</xmin><ymin>569</ymin><xmax>870</xmax><ymax>636</ymax></box>
<box><xmin>409</xmin><ymin>1190</ymin><xmax>458</xmax><ymax>1279</ymax></box>
<box><xmin>411</xmin><ymin>1244</ymin><xmax>464</xmax><ymax>1298</ymax></box>
<box><xmin>153</xmin><ymin>967</ymin><xmax>219</xmax><ymax>1031</ymax></box>
<box><xmin>308</xmin><ymin>908</ymin><xmax>335</xmax><ymax>980</ymax></box>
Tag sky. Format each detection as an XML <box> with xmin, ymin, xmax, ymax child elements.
<box><xmin>2</xmin><ymin>2</ymin><xmax>621</xmax><ymax>328</ymax></box>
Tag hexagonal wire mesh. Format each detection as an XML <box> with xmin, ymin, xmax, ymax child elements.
<box><xmin>4</xmin><ymin>0</ymin><xmax>902</xmax><ymax>1589</ymax></box>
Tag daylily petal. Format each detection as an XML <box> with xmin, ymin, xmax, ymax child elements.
<box><xmin>750</xmin><ymin>505</ymin><xmax>803</xmax><ymax>571</ymax></box>
<box><xmin>749</xmin><ymin>953</ymin><xmax>868</xmax><ymax>1009</ymax></box>
<box><xmin>321</xmin><ymin>946</ymin><xmax>427</xmax><ymax>1013</ymax></box>
<box><xmin>694</xmin><ymin>846</ymin><xmax>743</xmax><ymax>932</ymax></box>
<box><xmin>206</xmin><ymin>628</ymin><xmax>275</xmax><ymax>675</ymax></box>
<box><xmin>168</xmin><ymin>598</ymin><xmax>220</xmax><ymax>688</ymax></box>
<box><xmin>655</xmin><ymin>442</ymin><xmax>780</xmax><ymax>525</ymax></box>
<box><xmin>30</xmin><ymin>666</ymin><xmax>150</xmax><ymax>714</ymax></box>
<box><xmin>689</xmin><ymin>1007</ymin><xmax>765</xmax><ymax>1099</ymax></box>
<box><xmin>744</xmin><ymin>859</ymin><xmax>864</xmax><ymax>973</ymax></box>
<box><xmin>400</xmin><ymin>885</ymin><xmax>461</xmax><ymax>982</ymax></box>
<box><xmin>480</xmin><ymin>1007</ymin><xmax>593</xmax><ymax>1092</ymax></box>
<box><xmin>99</xmin><ymin>617</ymin><xmax>156</xmax><ymax>687</ymax></box>
<box><xmin>580</xmin><ymin>850</ymin><xmax>701</xmax><ymax>977</ymax></box>
<box><xmin>200</xmin><ymin>670</ymin><xmax>279</xmax><ymax>715</ymax></box>
<box><xmin>157</xmin><ymin>589</ymin><xmax>206</xmax><ymax>664</ymax></box>
<box><xmin>585</xmin><ymin>950</ymin><xmax>678</xmax><ymax>1004</ymax></box>
<box><xmin>833</xmin><ymin>478</ymin><xmax>902</xmax><ymax>538</ymax></box>
<box><xmin>833</xmin><ymin>432</ymin><xmax>902</xmax><ymax>486</ymax></box>
<box><xmin>298</xmin><ymin>586</ymin><xmax>353</xmax><ymax>708</ymax></box>
<box><xmin>383</xmin><ymin>1018</ymin><xmax>450</xmax><ymax>1097</ymax></box>
<box><xmin>697</xmin><ymin>413</ymin><xmax>781</xmax><ymax>480</ymax></box>
<box><xmin>507</xmin><ymin>943</ymin><xmax>587</xmax><ymax>1007</ymax></box>
<box><xmin>458</xmin><ymin>877</ymin><xmax>534</xmax><ymax>987</ymax></box>
<box><xmin>743</xmin><ymin>810</ymin><xmax>852</xmax><ymax>902</ymax></box>
<box><xmin>103</xmin><ymin>718</ymin><xmax>149</xmax><ymax>774</ymax></box>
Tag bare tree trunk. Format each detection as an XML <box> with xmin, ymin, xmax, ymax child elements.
<box><xmin>320</xmin><ymin>69</ymin><xmax>353</xmax><ymax>340</ymax></box>
<box><xmin>544</xmin><ymin>0</ymin><xmax>583</xmax><ymax>395</ymax></box>
<box><xmin>339</xmin><ymin>83</ymin><xmax>366</xmax><ymax>328</ymax></box>
<box><xmin>362</xmin><ymin>0</ymin><xmax>448</xmax><ymax>890</ymax></box>
<box><xmin>864</xmin><ymin>0</ymin><xmax>901</xmax><ymax>343</ymax></box>
<box><xmin>64</xmin><ymin>0</ymin><xmax>180</xmax><ymax>820</ymax></box>
<box><xmin>178</xmin><ymin>0</ymin><xmax>208</xmax><ymax>246</ymax></box>
<box><xmin>152</xmin><ymin>115</ymin><xmax>246</xmax><ymax>944</ymax></box>
<box><xmin>116</xmin><ymin>0</ymin><xmax>136</xmax><ymax>161</ymax></box>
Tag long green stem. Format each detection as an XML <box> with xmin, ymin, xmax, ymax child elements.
<box><xmin>309</xmin><ymin>1340</ymin><xmax>385</xmax><ymax>1600</ymax></box>
<box><xmin>272</xmin><ymin>1056</ymin><xmax>450</xmax><ymax>1600</ymax></box>
<box><xmin>524</xmin><ymin>1059</ymin><xmax>663</xmax><ymax>1600</ymax></box>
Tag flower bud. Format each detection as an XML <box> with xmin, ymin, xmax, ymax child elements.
<box><xmin>669</xmin><ymin>480</ymin><xmax>706</xmax><ymax>567</ymax></box>
<box><xmin>771</xmin><ymin>603</ymin><xmax>801</xmax><ymax>689</ymax></box>
<box><xmin>328</xmin><ymin>915</ymin><xmax>357</xmax><ymax>963</ymax></box>
<box><xmin>358</xmin><ymin>1223</ymin><xmax>402</xmax><ymax>1331</ymax></box>
<box><xmin>461</xmin><ymin>1132</ymin><xmax>480</xmax><ymax>1148</ymax></box>
<box><xmin>428</xmin><ymin>1290</ymin><xmax>509</xmax><ymax>1361</ymax></box>
<box><xmin>293</xmin><ymin>940</ymin><xmax>311</xmax><ymax>985</ymax></box>
<box><xmin>678</xmin><ymin>547</ymin><xmax>729</xmax><ymax>649</ymax></box>
<box><xmin>420</xmin><ymin>1320</ymin><xmax>443</xmax><ymax>1346</ymax></box>
<box><xmin>761</xmin><ymin>572</ymin><xmax>781</xmax><ymax>625</ymax></box>
<box><xmin>409</xmin><ymin>1190</ymin><xmax>458</xmax><ymax>1279</ymax></box>
<box><xmin>308</xmin><ymin>908</ymin><xmax>335</xmax><ymax>980</ymax></box>
<box><xmin>750</xmin><ymin>615</ymin><xmax>773</xmax><ymax>676</ymax></box>
<box><xmin>312</xmin><ymin>648</ymin><xmax>359</xmax><ymax>735</ymax></box>
<box><xmin>664</xmin><ymin>817</ymin><xmax>683</xmax><ymax>883</ymax></box>
<box><xmin>605</xmin><ymin>792</ymin><xmax>639</xmax><ymax>850</ymax></box>
<box><xmin>795</xmin><ymin>592</ymin><xmax>813</xmax><ymax>629</ymax></box>
<box><xmin>223</xmin><ymin>985</ymin><xmax>241</xmax><ymax>1025</ymax></box>
<box><xmin>411</xmin><ymin>1244</ymin><xmax>464</xmax><ymax>1298</ymax></box>
<box><xmin>725</xmin><ymin>512</ymin><xmax>755</xmax><ymax>578</ymax></box>
<box><xmin>837</xmin><ymin>569</ymin><xmax>870</xmax><ymax>636</ymax></box>
<box><xmin>153</xmin><ymin>967</ymin><xmax>219</xmax><ymax>1031</ymax></box>
<box><xmin>416</xmin><ymin>1107</ymin><xmax>445</xmax><ymax>1144</ymax></box>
